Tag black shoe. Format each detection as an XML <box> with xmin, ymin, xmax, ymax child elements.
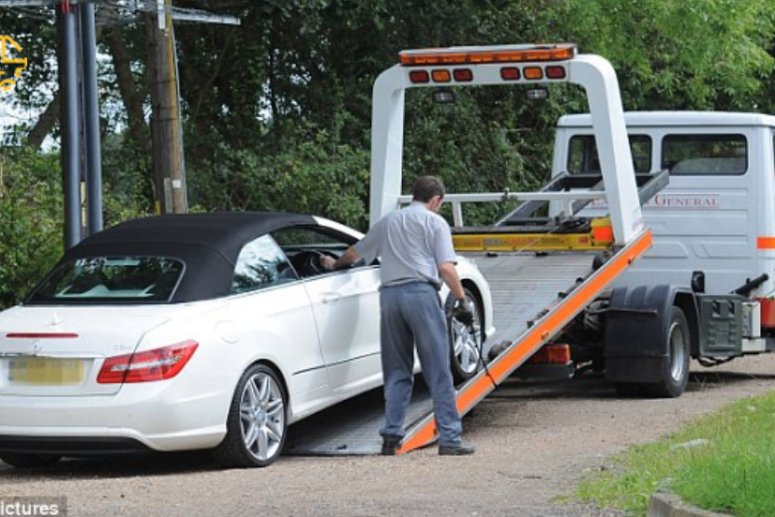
<box><xmin>438</xmin><ymin>441</ymin><xmax>476</xmax><ymax>456</ymax></box>
<box><xmin>381</xmin><ymin>435</ymin><xmax>403</xmax><ymax>456</ymax></box>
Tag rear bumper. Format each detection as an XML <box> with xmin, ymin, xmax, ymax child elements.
<box><xmin>0</xmin><ymin>379</ymin><xmax>232</xmax><ymax>453</ymax></box>
<box><xmin>0</xmin><ymin>435</ymin><xmax>150</xmax><ymax>455</ymax></box>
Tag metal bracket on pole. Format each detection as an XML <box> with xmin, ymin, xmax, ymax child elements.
<box><xmin>156</xmin><ymin>0</ymin><xmax>165</xmax><ymax>30</ymax></box>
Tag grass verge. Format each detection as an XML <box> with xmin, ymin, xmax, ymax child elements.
<box><xmin>574</xmin><ymin>390</ymin><xmax>775</xmax><ymax>517</ymax></box>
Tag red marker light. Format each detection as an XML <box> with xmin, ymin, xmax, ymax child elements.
<box><xmin>545</xmin><ymin>66</ymin><xmax>566</xmax><ymax>79</ymax></box>
<box><xmin>409</xmin><ymin>70</ymin><xmax>430</xmax><ymax>84</ymax></box>
<box><xmin>453</xmin><ymin>69</ymin><xmax>473</xmax><ymax>82</ymax></box>
<box><xmin>500</xmin><ymin>67</ymin><xmax>520</xmax><ymax>81</ymax></box>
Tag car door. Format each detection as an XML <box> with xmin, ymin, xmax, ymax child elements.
<box><xmin>226</xmin><ymin>234</ymin><xmax>328</xmax><ymax>414</ymax></box>
<box><xmin>273</xmin><ymin>226</ymin><xmax>382</xmax><ymax>395</ymax></box>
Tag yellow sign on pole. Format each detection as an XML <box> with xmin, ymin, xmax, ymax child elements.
<box><xmin>0</xmin><ymin>35</ymin><xmax>27</xmax><ymax>92</ymax></box>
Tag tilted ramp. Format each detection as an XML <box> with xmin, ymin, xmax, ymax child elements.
<box><xmin>284</xmin><ymin>232</ymin><xmax>652</xmax><ymax>455</ymax></box>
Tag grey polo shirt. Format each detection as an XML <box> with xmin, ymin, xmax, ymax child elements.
<box><xmin>355</xmin><ymin>201</ymin><xmax>457</xmax><ymax>288</ymax></box>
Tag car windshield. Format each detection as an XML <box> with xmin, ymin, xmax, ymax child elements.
<box><xmin>27</xmin><ymin>256</ymin><xmax>184</xmax><ymax>304</ymax></box>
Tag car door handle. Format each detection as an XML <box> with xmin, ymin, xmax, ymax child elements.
<box><xmin>321</xmin><ymin>293</ymin><xmax>342</xmax><ymax>304</ymax></box>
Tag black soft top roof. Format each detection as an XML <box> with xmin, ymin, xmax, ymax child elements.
<box><xmin>52</xmin><ymin>212</ymin><xmax>318</xmax><ymax>303</ymax></box>
<box><xmin>74</xmin><ymin>212</ymin><xmax>317</xmax><ymax>258</ymax></box>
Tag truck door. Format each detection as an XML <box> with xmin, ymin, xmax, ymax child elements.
<box><xmin>638</xmin><ymin>131</ymin><xmax>755</xmax><ymax>294</ymax></box>
<box><xmin>561</xmin><ymin>127</ymin><xmax>758</xmax><ymax>294</ymax></box>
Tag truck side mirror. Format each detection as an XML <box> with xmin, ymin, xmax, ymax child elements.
<box><xmin>691</xmin><ymin>271</ymin><xmax>705</xmax><ymax>293</ymax></box>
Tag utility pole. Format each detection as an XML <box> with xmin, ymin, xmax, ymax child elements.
<box><xmin>146</xmin><ymin>0</ymin><xmax>186</xmax><ymax>214</ymax></box>
<box><xmin>142</xmin><ymin>0</ymin><xmax>241</xmax><ymax>214</ymax></box>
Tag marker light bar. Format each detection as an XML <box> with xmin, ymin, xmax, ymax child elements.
<box><xmin>399</xmin><ymin>43</ymin><xmax>576</xmax><ymax>66</ymax></box>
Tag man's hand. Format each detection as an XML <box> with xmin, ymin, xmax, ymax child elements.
<box><xmin>320</xmin><ymin>255</ymin><xmax>337</xmax><ymax>271</ymax></box>
<box><xmin>451</xmin><ymin>298</ymin><xmax>474</xmax><ymax>327</ymax></box>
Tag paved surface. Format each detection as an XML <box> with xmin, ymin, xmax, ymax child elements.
<box><xmin>2</xmin><ymin>355</ymin><xmax>774</xmax><ymax>517</ymax></box>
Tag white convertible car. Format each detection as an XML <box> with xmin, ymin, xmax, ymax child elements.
<box><xmin>0</xmin><ymin>213</ymin><xmax>494</xmax><ymax>468</ymax></box>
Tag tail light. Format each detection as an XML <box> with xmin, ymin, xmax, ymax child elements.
<box><xmin>528</xmin><ymin>344</ymin><xmax>571</xmax><ymax>364</ymax></box>
<box><xmin>97</xmin><ymin>340</ymin><xmax>198</xmax><ymax>384</ymax></box>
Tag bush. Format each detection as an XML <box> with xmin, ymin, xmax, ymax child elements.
<box><xmin>0</xmin><ymin>147</ymin><xmax>63</xmax><ymax>309</ymax></box>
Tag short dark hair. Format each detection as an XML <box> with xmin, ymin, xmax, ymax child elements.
<box><xmin>412</xmin><ymin>176</ymin><xmax>446</xmax><ymax>202</ymax></box>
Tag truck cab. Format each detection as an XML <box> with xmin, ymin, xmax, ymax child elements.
<box><xmin>551</xmin><ymin>112</ymin><xmax>775</xmax><ymax>387</ymax></box>
<box><xmin>554</xmin><ymin>112</ymin><xmax>775</xmax><ymax>296</ymax></box>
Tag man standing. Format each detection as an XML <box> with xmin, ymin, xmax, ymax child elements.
<box><xmin>321</xmin><ymin>176</ymin><xmax>476</xmax><ymax>456</ymax></box>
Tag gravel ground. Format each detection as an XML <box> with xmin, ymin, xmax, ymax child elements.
<box><xmin>2</xmin><ymin>354</ymin><xmax>774</xmax><ymax>517</ymax></box>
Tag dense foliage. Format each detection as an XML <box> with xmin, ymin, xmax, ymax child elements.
<box><xmin>2</xmin><ymin>0</ymin><xmax>775</xmax><ymax>307</ymax></box>
<box><xmin>0</xmin><ymin>148</ymin><xmax>62</xmax><ymax>308</ymax></box>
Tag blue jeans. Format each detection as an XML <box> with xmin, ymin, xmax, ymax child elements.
<box><xmin>379</xmin><ymin>282</ymin><xmax>462</xmax><ymax>446</ymax></box>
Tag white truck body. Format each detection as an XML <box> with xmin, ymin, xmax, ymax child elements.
<box><xmin>553</xmin><ymin>112</ymin><xmax>775</xmax><ymax>299</ymax></box>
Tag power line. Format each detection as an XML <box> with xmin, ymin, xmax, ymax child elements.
<box><xmin>0</xmin><ymin>0</ymin><xmax>241</xmax><ymax>26</ymax></box>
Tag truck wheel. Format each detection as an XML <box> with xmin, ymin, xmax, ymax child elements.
<box><xmin>213</xmin><ymin>364</ymin><xmax>287</xmax><ymax>468</ymax></box>
<box><xmin>644</xmin><ymin>306</ymin><xmax>691</xmax><ymax>398</ymax></box>
<box><xmin>448</xmin><ymin>288</ymin><xmax>483</xmax><ymax>384</ymax></box>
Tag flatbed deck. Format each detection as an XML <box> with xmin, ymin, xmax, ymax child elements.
<box><xmin>284</xmin><ymin>250</ymin><xmax>602</xmax><ymax>455</ymax></box>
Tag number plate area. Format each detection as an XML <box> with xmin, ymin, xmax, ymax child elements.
<box><xmin>7</xmin><ymin>357</ymin><xmax>85</xmax><ymax>386</ymax></box>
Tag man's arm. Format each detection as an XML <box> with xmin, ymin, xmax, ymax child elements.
<box><xmin>438</xmin><ymin>262</ymin><xmax>466</xmax><ymax>300</ymax></box>
<box><xmin>439</xmin><ymin>261</ymin><xmax>475</xmax><ymax>326</ymax></box>
<box><xmin>321</xmin><ymin>246</ymin><xmax>361</xmax><ymax>271</ymax></box>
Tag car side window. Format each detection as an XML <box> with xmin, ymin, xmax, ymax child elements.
<box><xmin>231</xmin><ymin>235</ymin><xmax>298</xmax><ymax>294</ymax></box>
<box><xmin>272</xmin><ymin>226</ymin><xmax>360</xmax><ymax>278</ymax></box>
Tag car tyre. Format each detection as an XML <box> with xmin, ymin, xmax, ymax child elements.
<box><xmin>0</xmin><ymin>453</ymin><xmax>61</xmax><ymax>468</ymax></box>
<box><xmin>447</xmin><ymin>288</ymin><xmax>484</xmax><ymax>384</ymax></box>
<box><xmin>213</xmin><ymin>364</ymin><xmax>287</xmax><ymax>468</ymax></box>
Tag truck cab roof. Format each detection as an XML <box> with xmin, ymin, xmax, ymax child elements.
<box><xmin>559</xmin><ymin>111</ymin><xmax>775</xmax><ymax>128</ymax></box>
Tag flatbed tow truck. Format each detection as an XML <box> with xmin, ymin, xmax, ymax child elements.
<box><xmin>286</xmin><ymin>43</ymin><xmax>668</xmax><ymax>455</ymax></box>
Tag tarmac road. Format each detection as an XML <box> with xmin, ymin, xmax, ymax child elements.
<box><xmin>2</xmin><ymin>354</ymin><xmax>774</xmax><ymax>517</ymax></box>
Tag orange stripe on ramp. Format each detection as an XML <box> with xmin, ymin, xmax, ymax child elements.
<box><xmin>397</xmin><ymin>230</ymin><xmax>653</xmax><ymax>454</ymax></box>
